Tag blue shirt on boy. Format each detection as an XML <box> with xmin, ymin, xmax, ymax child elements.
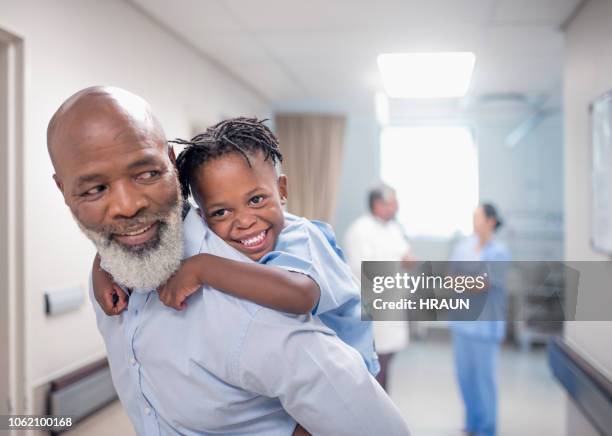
<box><xmin>260</xmin><ymin>213</ymin><xmax>380</xmax><ymax>376</ymax></box>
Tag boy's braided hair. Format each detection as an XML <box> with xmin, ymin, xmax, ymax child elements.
<box><xmin>172</xmin><ymin>117</ymin><xmax>283</xmax><ymax>200</ymax></box>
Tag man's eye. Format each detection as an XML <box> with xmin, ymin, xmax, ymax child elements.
<box><xmin>137</xmin><ymin>170</ymin><xmax>161</xmax><ymax>180</ymax></box>
<box><xmin>82</xmin><ymin>185</ymin><xmax>107</xmax><ymax>197</ymax></box>
<box><xmin>249</xmin><ymin>195</ymin><xmax>265</xmax><ymax>205</ymax></box>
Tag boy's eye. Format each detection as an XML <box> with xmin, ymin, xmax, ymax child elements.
<box><xmin>210</xmin><ymin>209</ymin><xmax>229</xmax><ymax>218</ymax></box>
<box><xmin>82</xmin><ymin>185</ymin><xmax>107</xmax><ymax>197</ymax></box>
<box><xmin>249</xmin><ymin>195</ymin><xmax>265</xmax><ymax>205</ymax></box>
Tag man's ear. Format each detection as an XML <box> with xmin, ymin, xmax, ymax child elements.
<box><xmin>278</xmin><ymin>174</ymin><xmax>288</xmax><ymax>205</ymax></box>
<box><xmin>53</xmin><ymin>174</ymin><xmax>64</xmax><ymax>195</ymax></box>
<box><xmin>53</xmin><ymin>174</ymin><xmax>70</xmax><ymax>206</ymax></box>
<box><xmin>168</xmin><ymin>145</ymin><xmax>177</xmax><ymax>168</ymax></box>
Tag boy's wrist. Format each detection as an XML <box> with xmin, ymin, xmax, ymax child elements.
<box><xmin>188</xmin><ymin>253</ymin><xmax>210</xmax><ymax>284</ymax></box>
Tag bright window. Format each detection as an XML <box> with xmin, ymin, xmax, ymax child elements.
<box><xmin>380</xmin><ymin>126</ymin><xmax>478</xmax><ymax>237</ymax></box>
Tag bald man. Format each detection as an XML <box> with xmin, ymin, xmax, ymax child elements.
<box><xmin>47</xmin><ymin>87</ymin><xmax>410</xmax><ymax>436</ymax></box>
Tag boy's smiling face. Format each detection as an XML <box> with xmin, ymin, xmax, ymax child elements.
<box><xmin>192</xmin><ymin>150</ymin><xmax>287</xmax><ymax>261</ymax></box>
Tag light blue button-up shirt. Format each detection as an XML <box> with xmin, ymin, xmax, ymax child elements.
<box><xmin>260</xmin><ymin>213</ymin><xmax>379</xmax><ymax>375</ymax></box>
<box><xmin>90</xmin><ymin>207</ymin><xmax>410</xmax><ymax>436</ymax></box>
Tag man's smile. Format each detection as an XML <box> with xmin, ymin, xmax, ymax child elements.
<box><xmin>113</xmin><ymin>221</ymin><xmax>160</xmax><ymax>246</ymax></box>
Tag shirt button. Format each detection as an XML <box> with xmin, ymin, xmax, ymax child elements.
<box><xmin>144</xmin><ymin>406</ymin><xmax>151</xmax><ymax>415</ymax></box>
<box><xmin>130</xmin><ymin>357</ymin><xmax>136</xmax><ymax>365</ymax></box>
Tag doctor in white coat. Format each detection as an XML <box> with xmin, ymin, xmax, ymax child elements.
<box><xmin>344</xmin><ymin>184</ymin><xmax>413</xmax><ymax>392</ymax></box>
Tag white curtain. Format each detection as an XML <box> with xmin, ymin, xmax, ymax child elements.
<box><xmin>275</xmin><ymin>114</ymin><xmax>346</xmax><ymax>223</ymax></box>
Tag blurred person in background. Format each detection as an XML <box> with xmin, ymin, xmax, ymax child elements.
<box><xmin>449</xmin><ymin>203</ymin><xmax>511</xmax><ymax>436</ymax></box>
<box><xmin>344</xmin><ymin>184</ymin><xmax>414</xmax><ymax>392</ymax></box>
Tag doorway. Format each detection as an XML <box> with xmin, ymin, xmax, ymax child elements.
<box><xmin>0</xmin><ymin>27</ymin><xmax>24</xmax><ymax>416</ymax></box>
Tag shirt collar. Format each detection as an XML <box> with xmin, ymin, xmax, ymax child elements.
<box><xmin>369</xmin><ymin>213</ymin><xmax>393</xmax><ymax>226</ymax></box>
<box><xmin>183</xmin><ymin>206</ymin><xmax>208</xmax><ymax>257</ymax></box>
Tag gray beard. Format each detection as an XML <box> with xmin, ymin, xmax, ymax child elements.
<box><xmin>76</xmin><ymin>197</ymin><xmax>184</xmax><ymax>290</ymax></box>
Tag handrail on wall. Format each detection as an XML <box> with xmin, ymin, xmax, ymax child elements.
<box><xmin>548</xmin><ymin>336</ymin><xmax>612</xmax><ymax>436</ymax></box>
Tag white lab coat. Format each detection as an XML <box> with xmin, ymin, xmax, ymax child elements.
<box><xmin>344</xmin><ymin>214</ymin><xmax>410</xmax><ymax>354</ymax></box>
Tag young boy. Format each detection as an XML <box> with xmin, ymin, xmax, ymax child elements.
<box><xmin>93</xmin><ymin>117</ymin><xmax>378</xmax><ymax>376</ymax></box>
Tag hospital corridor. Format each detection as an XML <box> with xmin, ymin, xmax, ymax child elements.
<box><xmin>1</xmin><ymin>1</ymin><xmax>612</xmax><ymax>435</ymax></box>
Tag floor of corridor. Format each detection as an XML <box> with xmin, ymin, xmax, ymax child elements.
<box><xmin>390</xmin><ymin>337</ymin><xmax>566</xmax><ymax>436</ymax></box>
<box><xmin>65</xmin><ymin>337</ymin><xmax>566</xmax><ymax>436</ymax></box>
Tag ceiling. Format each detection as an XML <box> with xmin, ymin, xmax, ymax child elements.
<box><xmin>129</xmin><ymin>0</ymin><xmax>582</xmax><ymax>113</ymax></box>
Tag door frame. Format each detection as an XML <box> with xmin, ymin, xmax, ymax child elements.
<box><xmin>0</xmin><ymin>27</ymin><xmax>25</xmax><ymax>418</ymax></box>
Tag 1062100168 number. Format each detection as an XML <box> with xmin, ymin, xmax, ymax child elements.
<box><xmin>1</xmin><ymin>415</ymin><xmax>73</xmax><ymax>430</ymax></box>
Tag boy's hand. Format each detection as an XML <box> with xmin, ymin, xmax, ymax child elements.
<box><xmin>92</xmin><ymin>255</ymin><xmax>128</xmax><ymax>315</ymax></box>
<box><xmin>157</xmin><ymin>257</ymin><xmax>203</xmax><ymax>310</ymax></box>
<box><xmin>292</xmin><ymin>424</ymin><xmax>311</xmax><ymax>436</ymax></box>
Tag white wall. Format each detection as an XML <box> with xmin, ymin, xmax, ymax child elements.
<box><xmin>563</xmin><ymin>0</ymin><xmax>612</xmax><ymax>434</ymax></box>
<box><xmin>334</xmin><ymin>111</ymin><xmax>381</xmax><ymax>238</ymax></box>
<box><xmin>476</xmin><ymin>113</ymin><xmax>564</xmax><ymax>261</ymax></box>
<box><xmin>0</xmin><ymin>0</ymin><xmax>268</xmax><ymax>411</ymax></box>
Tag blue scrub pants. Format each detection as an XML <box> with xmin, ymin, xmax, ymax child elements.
<box><xmin>452</xmin><ymin>332</ymin><xmax>500</xmax><ymax>436</ymax></box>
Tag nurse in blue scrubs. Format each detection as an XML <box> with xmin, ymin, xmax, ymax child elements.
<box><xmin>449</xmin><ymin>203</ymin><xmax>511</xmax><ymax>436</ymax></box>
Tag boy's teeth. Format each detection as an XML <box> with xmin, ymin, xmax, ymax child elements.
<box><xmin>241</xmin><ymin>230</ymin><xmax>266</xmax><ymax>247</ymax></box>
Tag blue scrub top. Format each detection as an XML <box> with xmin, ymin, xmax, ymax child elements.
<box><xmin>448</xmin><ymin>235</ymin><xmax>511</xmax><ymax>341</ymax></box>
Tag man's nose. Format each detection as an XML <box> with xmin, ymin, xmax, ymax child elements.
<box><xmin>108</xmin><ymin>181</ymin><xmax>149</xmax><ymax>219</ymax></box>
